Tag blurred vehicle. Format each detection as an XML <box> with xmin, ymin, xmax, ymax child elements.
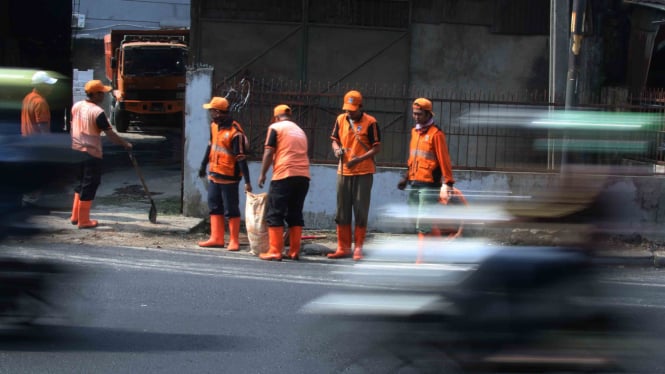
<box><xmin>0</xmin><ymin>68</ymin><xmax>82</xmax><ymax>224</ymax></box>
<box><xmin>104</xmin><ymin>29</ymin><xmax>189</xmax><ymax>133</ymax></box>
<box><xmin>301</xmin><ymin>107</ymin><xmax>665</xmax><ymax>372</ymax></box>
<box><xmin>301</xmin><ymin>235</ymin><xmax>632</xmax><ymax>372</ymax></box>
<box><xmin>0</xmin><ymin>68</ymin><xmax>84</xmax><ymax>329</ymax></box>
<box><xmin>0</xmin><ymin>257</ymin><xmax>79</xmax><ymax>327</ymax></box>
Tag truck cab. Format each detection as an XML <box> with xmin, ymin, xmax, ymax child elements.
<box><xmin>104</xmin><ymin>30</ymin><xmax>189</xmax><ymax>133</ymax></box>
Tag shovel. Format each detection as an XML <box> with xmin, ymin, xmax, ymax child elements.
<box><xmin>128</xmin><ymin>152</ymin><xmax>158</xmax><ymax>223</ymax></box>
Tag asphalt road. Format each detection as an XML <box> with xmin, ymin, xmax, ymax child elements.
<box><xmin>0</xmin><ymin>242</ymin><xmax>373</xmax><ymax>374</ymax></box>
<box><xmin>0</xmin><ymin>241</ymin><xmax>664</xmax><ymax>373</ymax></box>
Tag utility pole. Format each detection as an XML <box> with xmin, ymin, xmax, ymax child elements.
<box><xmin>565</xmin><ymin>0</ymin><xmax>587</xmax><ymax>109</ymax></box>
<box><xmin>562</xmin><ymin>0</ymin><xmax>587</xmax><ymax>169</ymax></box>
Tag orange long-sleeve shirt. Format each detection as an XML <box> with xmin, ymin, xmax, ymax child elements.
<box><xmin>407</xmin><ymin>124</ymin><xmax>454</xmax><ymax>186</ymax></box>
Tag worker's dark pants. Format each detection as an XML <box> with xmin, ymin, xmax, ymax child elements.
<box><xmin>74</xmin><ymin>154</ymin><xmax>102</xmax><ymax>201</ymax></box>
<box><xmin>335</xmin><ymin>173</ymin><xmax>373</xmax><ymax>227</ymax></box>
<box><xmin>266</xmin><ymin>176</ymin><xmax>310</xmax><ymax>228</ymax></box>
<box><xmin>207</xmin><ymin>180</ymin><xmax>241</xmax><ymax>218</ymax></box>
<box><xmin>407</xmin><ymin>182</ymin><xmax>440</xmax><ymax>234</ymax></box>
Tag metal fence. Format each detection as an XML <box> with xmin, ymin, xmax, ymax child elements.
<box><xmin>215</xmin><ymin>78</ymin><xmax>665</xmax><ymax>172</ymax></box>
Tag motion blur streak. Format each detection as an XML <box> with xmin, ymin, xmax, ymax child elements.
<box><xmin>458</xmin><ymin>107</ymin><xmax>661</xmax><ymax>130</ymax></box>
<box><xmin>0</xmin><ymin>68</ymin><xmax>87</xmax><ymax>332</ymax></box>
<box><xmin>301</xmin><ymin>236</ymin><xmax>656</xmax><ymax>372</ymax></box>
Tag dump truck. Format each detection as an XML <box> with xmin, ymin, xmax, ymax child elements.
<box><xmin>104</xmin><ymin>29</ymin><xmax>189</xmax><ymax>133</ymax></box>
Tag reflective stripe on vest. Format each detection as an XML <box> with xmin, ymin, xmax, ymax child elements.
<box><xmin>208</xmin><ymin>121</ymin><xmax>245</xmax><ymax>178</ymax></box>
<box><xmin>407</xmin><ymin>126</ymin><xmax>441</xmax><ymax>183</ymax></box>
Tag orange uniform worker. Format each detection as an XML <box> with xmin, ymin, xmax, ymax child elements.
<box><xmin>328</xmin><ymin>90</ymin><xmax>381</xmax><ymax>261</ymax></box>
<box><xmin>257</xmin><ymin>105</ymin><xmax>310</xmax><ymax>261</ymax></box>
<box><xmin>21</xmin><ymin>71</ymin><xmax>57</xmax><ymax>136</ymax></box>
<box><xmin>69</xmin><ymin>80</ymin><xmax>133</xmax><ymax>228</ymax></box>
<box><xmin>198</xmin><ymin>97</ymin><xmax>252</xmax><ymax>250</ymax></box>
<box><xmin>397</xmin><ymin>98</ymin><xmax>455</xmax><ymax>237</ymax></box>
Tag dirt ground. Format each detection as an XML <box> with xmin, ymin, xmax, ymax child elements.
<box><xmin>12</xmin><ymin>211</ymin><xmax>660</xmax><ymax>256</ymax></box>
<box><xmin>7</xmin><ymin>186</ymin><xmax>660</xmax><ymax>255</ymax></box>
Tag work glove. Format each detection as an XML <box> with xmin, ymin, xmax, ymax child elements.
<box><xmin>198</xmin><ymin>167</ymin><xmax>207</xmax><ymax>178</ymax></box>
<box><xmin>397</xmin><ymin>178</ymin><xmax>407</xmax><ymax>191</ymax></box>
<box><xmin>439</xmin><ymin>184</ymin><xmax>454</xmax><ymax>204</ymax></box>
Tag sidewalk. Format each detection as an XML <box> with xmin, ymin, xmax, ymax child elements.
<box><xmin>11</xmin><ymin>163</ymin><xmax>659</xmax><ymax>266</ymax></box>
<box><xmin>18</xmin><ymin>162</ymin><xmax>201</xmax><ymax>234</ymax></box>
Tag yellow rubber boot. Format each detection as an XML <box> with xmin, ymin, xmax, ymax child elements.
<box><xmin>328</xmin><ymin>225</ymin><xmax>352</xmax><ymax>259</ymax></box>
<box><xmin>260</xmin><ymin>226</ymin><xmax>284</xmax><ymax>261</ymax></box>
<box><xmin>227</xmin><ymin>217</ymin><xmax>241</xmax><ymax>251</ymax></box>
<box><xmin>288</xmin><ymin>226</ymin><xmax>303</xmax><ymax>260</ymax></box>
<box><xmin>70</xmin><ymin>193</ymin><xmax>80</xmax><ymax>225</ymax></box>
<box><xmin>198</xmin><ymin>215</ymin><xmax>225</xmax><ymax>247</ymax></box>
<box><xmin>77</xmin><ymin>200</ymin><xmax>98</xmax><ymax>229</ymax></box>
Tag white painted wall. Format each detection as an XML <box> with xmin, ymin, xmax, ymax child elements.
<box><xmin>183</xmin><ymin>67</ymin><xmax>212</xmax><ymax>216</ymax></box>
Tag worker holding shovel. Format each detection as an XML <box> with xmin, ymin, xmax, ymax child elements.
<box><xmin>69</xmin><ymin>80</ymin><xmax>133</xmax><ymax>229</ymax></box>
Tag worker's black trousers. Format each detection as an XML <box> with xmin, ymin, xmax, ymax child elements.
<box><xmin>74</xmin><ymin>154</ymin><xmax>102</xmax><ymax>201</ymax></box>
<box><xmin>207</xmin><ymin>180</ymin><xmax>241</xmax><ymax>218</ymax></box>
<box><xmin>266</xmin><ymin>176</ymin><xmax>310</xmax><ymax>227</ymax></box>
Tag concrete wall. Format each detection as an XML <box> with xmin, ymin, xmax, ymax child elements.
<box><xmin>182</xmin><ymin>157</ymin><xmax>665</xmax><ymax>242</ymax></box>
<box><xmin>183</xmin><ymin>67</ymin><xmax>213</xmax><ymax>216</ymax></box>
<box><xmin>410</xmin><ymin>23</ymin><xmax>549</xmax><ymax>93</ymax></box>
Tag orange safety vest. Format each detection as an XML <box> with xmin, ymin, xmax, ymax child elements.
<box><xmin>331</xmin><ymin>113</ymin><xmax>379</xmax><ymax>175</ymax></box>
<box><xmin>71</xmin><ymin>100</ymin><xmax>104</xmax><ymax>159</ymax></box>
<box><xmin>21</xmin><ymin>90</ymin><xmax>51</xmax><ymax>136</ymax></box>
<box><xmin>207</xmin><ymin>121</ymin><xmax>247</xmax><ymax>181</ymax></box>
<box><xmin>407</xmin><ymin>125</ymin><xmax>454</xmax><ymax>185</ymax></box>
<box><xmin>266</xmin><ymin>120</ymin><xmax>310</xmax><ymax>181</ymax></box>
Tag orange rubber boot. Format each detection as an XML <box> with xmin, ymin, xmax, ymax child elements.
<box><xmin>70</xmin><ymin>193</ymin><xmax>80</xmax><ymax>225</ymax></box>
<box><xmin>227</xmin><ymin>217</ymin><xmax>241</xmax><ymax>251</ymax></box>
<box><xmin>287</xmin><ymin>226</ymin><xmax>303</xmax><ymax>260</ymax></box>
<box><xmin>260</xmin><ymin>226</ymin><xmax>284</xmax><ymax>261</ymax></box>
<box><xmin>353</xmin><ymin>226</ymin><xmax>367</xmax><ymax>261</ymax></box>
<box><xmin>416</xmin><ymin>232</ymin><xmax>426</xmax><ymax>264</ymax></box>
<box><xmin>77</xmin><ymin>200</ymin><xmax>98</xmax><ymax>229</ymax></box>
<box><xmin>198</xmin><ymin>215</ymin><xmax>225</xmax><ymax>247</ymax></box>
<box><xmin>328</xmin><ymin>225</ymin><xmax>352</xmax><ymax>259</ymax></box>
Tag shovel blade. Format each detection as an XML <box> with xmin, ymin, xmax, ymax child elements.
<box><xmin>149</xmin><ymin>203</ymin><xmax>158</xmax><ymax>224</ymax></box>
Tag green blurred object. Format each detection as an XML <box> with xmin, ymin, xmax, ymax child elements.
<box><xmin>531</xmin><ymin>110</ymin><xmax>661</xmax><ymax>130</ymax></box>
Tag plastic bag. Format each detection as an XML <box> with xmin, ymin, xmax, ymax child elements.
<box><xmin>245</xmin><ymin>192</ymin><xmax>269</xmax><ymax>255</ymax></box>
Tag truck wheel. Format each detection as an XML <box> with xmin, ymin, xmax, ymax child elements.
<box><xmin>113</xmin><ymin>106</ymin><xmax>129</xmax><ymax>133</ymax></box>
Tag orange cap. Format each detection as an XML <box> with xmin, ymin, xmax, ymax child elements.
<box><xmin>273</xmin><ymin>104</ymin><xmax>291</xmax><ymax>117</ymax></box>
<box><xmin>84</xmin><ymin>80</ymin><xmax>112</xmax><ymax>94</ymax></box>
<box><xmin>202</xmin><ymin>97</ymin><xmax>229</xmax><ymax>111</ymax></box>
<box><xmin>342</xmin><ymin>90</ymin><xmax>362</xmax><ymax>111</ymax></box>
<box><xmin>412</xmin><ymin>98</ymin><xmax>433</xmax><ymax>112</ymax></box>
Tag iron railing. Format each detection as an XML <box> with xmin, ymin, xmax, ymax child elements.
<box><xmin>214</xmin><ymin>77</ymin><xmax>665</xmax><ymax>172</ymax></box>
